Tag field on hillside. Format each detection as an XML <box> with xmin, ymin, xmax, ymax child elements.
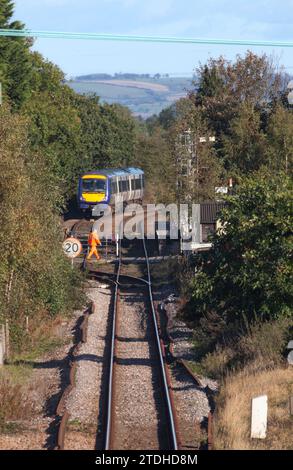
<box><xmin>68</xmin><ymin>76</ymin><xmax>192</xmax><ymax>117</ymax></box>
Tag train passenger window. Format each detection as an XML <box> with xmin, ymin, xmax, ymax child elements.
<box><xmin>118</xmin><ymin>180</ymin><xmax>123</xmax><ymax>192</ymax></box>
<box><xmin>129</xmin><ymin>177</ymin><xmax>143</xmax><ymax>190</ymax></box>
<box><xmin>111</xmin><ymin>181</ymin><xmax>117</xmax><ymax>194</ymax></box>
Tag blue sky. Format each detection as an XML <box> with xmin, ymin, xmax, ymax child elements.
<box><xmin>13</xmin><ymin>0</ymin><xmax>293</xmax><ymax>77</ymax></box>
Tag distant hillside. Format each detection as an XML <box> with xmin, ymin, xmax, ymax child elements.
<box><xmin>67</xmin><ymin>74</ymin><xmax>193</xmax><ymax>118</ymax></box>
<box><xmin>75</xmin><ymin>73</ymin><xmax>155</xmax><ymax>81</ymax></box>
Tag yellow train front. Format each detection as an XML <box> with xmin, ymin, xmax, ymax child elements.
<box><xmin>77</xmin><ymin>168</ymin><xmax>144</xmax><ymax>214</ymax></box>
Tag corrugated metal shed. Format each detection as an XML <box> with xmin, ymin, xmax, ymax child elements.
<box><xmin>200</xmin><ymin>202</ymin><xmax>225</xmax><ymax>224</ymax></box>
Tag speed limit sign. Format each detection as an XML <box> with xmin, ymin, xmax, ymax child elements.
<box><xmin>62</xmin><ymin>237</ymin><xmax>82</xmax><ymax>258</ymax></box>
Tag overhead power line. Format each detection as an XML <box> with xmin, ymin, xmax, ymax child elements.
<box><xmin>0</xmin><ymin>29</ymin><xmax>293</xmax><ymax>48</ymax></box>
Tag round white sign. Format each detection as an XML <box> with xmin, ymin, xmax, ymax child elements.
<box><xmin>62</xmin><ymin>237</ymin><xmax>82</xmax><ymax>258</ymax></box>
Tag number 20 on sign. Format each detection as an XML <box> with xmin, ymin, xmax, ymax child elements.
<box><xmin>62</xmin><ymin>238</ymin><xmax>82</xmax><ymax>259</ymax></box>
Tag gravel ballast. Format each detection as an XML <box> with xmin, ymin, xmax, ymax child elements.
<box><xmin>65</xmin><ymin>283</ymin><xmax>111</xmax><ymax>449</ymax></box>
<box><xmin>111</xmin><ymin>289</ymin><xmax>169</xmax><ymax>450</ymax></box>
<box><xmin>0</xmin><ymin>272</ymin><xmax>217</xmax><ymax>451</ymax></box>
<box><xmin>155</xmin><ymin>288</ymin><xmax>218</xmax><ymax>449</ymax></box>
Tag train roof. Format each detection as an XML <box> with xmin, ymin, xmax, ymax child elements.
<box><xmin>81</xmin><ymin>167</ymin><xmax>144</xmax><ymax>178</ymax></box>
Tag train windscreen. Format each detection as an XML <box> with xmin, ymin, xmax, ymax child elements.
<box><xmin>82</xmin><ymin>179</ymin><xmax>106</xmax><ymax>193</ymax></box>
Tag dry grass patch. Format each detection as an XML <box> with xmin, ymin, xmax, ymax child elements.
<box><xmin>0</xmin><ymin>373</ymin><xmax>37</xmax><ymax>432</ymax></box>
<box><xmin>214</xmin><ymin>365</ymin><xmax>293</xmax><ymax>449</ymax></box>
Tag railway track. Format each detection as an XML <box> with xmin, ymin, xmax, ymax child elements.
<box><xmin>55</xmin><ymin>230</ymin><xmax>210</xmax><ymax>450</ymax></box>
<box><xmin>70</xmin><ymin>218</ymin><xmax>93</xmax><ymax>243</ymax></box>
<box><xmin>103</xmin><ymin>235</ymin><xmax>179</xmax><ymax>450</ymax></box>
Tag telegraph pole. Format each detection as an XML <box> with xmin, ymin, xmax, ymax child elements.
<box><xmin>287</xmin><ymin>80</ymin><xmax>293</xmax><ymax>106</ymax></box>
<box><xmin>284</xmin><ymin>80</ymin><xmax>293</xmax><ymax>174</ymax></box>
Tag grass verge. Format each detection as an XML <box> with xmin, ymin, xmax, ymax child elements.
<box><xmin>214</xmin><ymin>365</ymin><xmax>293</xmax><ymax>449</ymax></box>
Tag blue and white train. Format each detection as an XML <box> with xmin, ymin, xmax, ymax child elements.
<box><xmin>77</xmin><ymin>167</ymin><xmax>144</xmax><ymax>213</ymax></box>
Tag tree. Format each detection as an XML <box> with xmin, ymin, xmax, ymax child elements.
<box><xmin>266</xmin><ymin>104</ymin><xmax>293</xmax><ymax>174</ymax></box>
<box><xmin>0</xmin><ymin>106</ymin><xmax>81</xmax><ymax>324</ymax></box>
<box><xmin>28</xmin><ymin>52</ymin><xmax>66</xmax><ymax>93</ymax></box>
<box><xmin>24</xmin><ymin>83</ymin><xmax>82</xmax><ymax>201</ymax></box>
<box><xmin>195</xmin><ymin>64</ymin><xmax>224</xmax><ymax>104</ymax></box>
<box><xmin>0</xmin><ymin>104</ymin><xmax>83</xmax><ymax>351</ymax></box>
<box><xmin>0</xmin><ymin>0</ymin><xmax>33</xmax><ymax>108</ymax></box>
<box><xmin>135</xmin><ymin>126</ymin><xmax>176</xmax><ymax>204</ymax></box>
<box><xmin>100</xmin><ymin>103</ymin><xmax>136</xmax><ymax>167</ymax></box>
<box><xmin>158</xmin><ymin>104</ymin><xmax>176</xmax><ymax>130</ymax></box>
<box><xmin>187</xmin><ymin>174</ymin><xmax>293</xmax><ymax>325</ymax></box>
<box><xmin>0</xmin><ymin>0</ymin><xmax>14</xmax><ymax>24</ymax></box>
<box><xmin>192</xmin><ymin>52</ymin><xmax>285</xmax><ymax>136</ymax></box>
<box><xmin>145</xmin><ymin>105</ymin><xmax>176</xmax><ymax>134</ymax></box>
<box><xmin>222</xmin><ymin>102</ymin><xmax>267</xmax><ymax>175</ymax></box>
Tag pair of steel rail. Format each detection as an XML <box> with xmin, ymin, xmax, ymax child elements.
<box><xmin>104</xmin><ymin>235</ymin><xmax>179</xmax><ymax>450</ymax></box>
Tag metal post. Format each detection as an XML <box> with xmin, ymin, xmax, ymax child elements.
<box><xmin>116</xmin><ymin>233</ymin><xmax>119</xmax><ymax>257</ymax></box>
<box><xmin>289</xmin><ymin>396</ymin><xmax>293</xmax><ymax>416</ymax></box>
<box><xmin>0</xmin><ymin>324</ymin><xmax>5</xmax><ymax>365</ymax></box>
<box><xmin>1</xmin><ymin>324</ymin><xmax>5</xmax><ymax>357</ymax></box>
<box><xmin>0</xmin><ymin>338</ymin><xmax>4</xmax><ymax>366</ymax></box>
<box><xmin>5</xmin><ymin>319</ymin><xmax>10</xmax><ymax>360</ymax></box>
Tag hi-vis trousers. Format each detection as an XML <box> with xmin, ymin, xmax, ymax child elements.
<box><xmin>87</xmin><ymin>247</ymin><xmax>100</xmax><ymax>260</ymax></box>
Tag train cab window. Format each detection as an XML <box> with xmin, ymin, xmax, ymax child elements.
<box><xmin>82</xmin><ymin>179</ymin><xmax>106</xmax><ymax>193</ymax></box>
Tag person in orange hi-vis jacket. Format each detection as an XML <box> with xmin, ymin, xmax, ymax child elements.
<box><xmin>87</xmin><ymin>229</ymin><xmax>102</xmax><ymax>261</ymax></box>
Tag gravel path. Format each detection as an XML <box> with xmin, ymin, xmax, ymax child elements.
<box><xmin>165</xmin><ymin>299</ymin><xmax>217</xmax><ymax>391</ymax></box>
<box><xmin>154</xmin><ymin>287</ymin><xmax>218</xmax><ymax>449</ymax></box>
<box><xmin>170</xmin><ymin>365</ymin><xmax>209</xmax><ymax>449</ymax></box>
<box><xmin>111</xmin><ymin>289</ymin><xmax>169</xmax><ymax>450</ymax></box>
<box><xmin>65</xmin><ymin>282</ymin><xmax>111</xmax><ymax>450</ymax></box>
<box><xmin>0</xmin><ymin>312</ymin><xmax>82</xmax><ymax>450</ymax></box>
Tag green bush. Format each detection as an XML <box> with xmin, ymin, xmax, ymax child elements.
<box><xmin>0</xmin><ymin>104</ymin><xmax>85</xmax><ymax>356</ymax></box>
<box><xmin>186</xmin><ymin>174</ymin><xmax>293</xmax><ymax>326</ymax></box>
<box><xmin>197</xmin><ymin>317</ymin><xmax>292</xmax><ymax>378</ymax></box>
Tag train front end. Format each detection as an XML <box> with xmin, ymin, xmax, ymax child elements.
<box><xmin>78</xmin><ymin>173</ymin><xmax>109</xmax><ymax>211</ymax></box>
